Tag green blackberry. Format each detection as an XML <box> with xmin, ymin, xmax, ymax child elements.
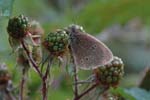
<box><xmin>43</xmin><ymin>29</ymin><xmax>69</xmax><ymax>56</ymax></box>
<box><xmin>95</xmin><ymin>56</ymin><xmax>124</xmax><ymax>87</ymax></box>
<box><xmin>7</xmin><ymin>14</ymin><xmax>29</xmax><ymax>39</ymax></box>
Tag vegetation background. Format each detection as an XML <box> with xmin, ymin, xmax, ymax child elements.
<box><xmin>0</xmin><ymin>0</ymin><xmax>150</xmax><ymax>99</ymax></box>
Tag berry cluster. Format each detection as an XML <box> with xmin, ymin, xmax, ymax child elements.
<box><xmin>43</xmin><ymin>30</ymin><xmax>69</xmax><ymax>56</ymax></box>
<box><xmin>7</xmin><ymin>15</ymin><xmax>29</xmax><ymax>39</ymax></box>
<box><xmin>95</xmin><ymin>56</ymin><xmax>124</xmax><ymax>87</ymax></box>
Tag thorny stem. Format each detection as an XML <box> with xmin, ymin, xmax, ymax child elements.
<box><xmin>42</xmin><ymin>56</ymin><xmax>53</xmax><ymax>100</ymax></box>
<box><xmin>69</xmin><ymin>46</ymin><xmax>79</xmax><ymax>100</ymax></box>
<box><xmin>42</xmin><ymin>80</ymin><xmax>47</xmax><ymax>100</ymax></box>
<box><xmin>75</xmin><ymin>83</ymin><xmax>98</xmax><ymax>100</ymax></box>
<box><xmin>21</xmin><ymin>40</ymin><xmax>48</xmax><ymax>100</ymax></box>
<box><xmin>71</xmin><ymin>63</ymin><xmax>78</xmax><ymax>100</ymax></box>
<box><xmin>20</xmin><ymin>68</ymin><xmax>26</xmax><ymax>100</ymax></box>
<box><xmin>21</xmin><ymin>40</ymin><xmax>42</xmax><ymax>78</ymax></box>
<box><xmin>5</xmin><ymin>90</ymin><xmax>16</xmax><ymax>100</ymax></box>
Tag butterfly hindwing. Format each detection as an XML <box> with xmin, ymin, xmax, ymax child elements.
<box><xmin>70</xmin><ymin>31</ymin><xmax>113</xmax><ymax>70</ymax></box>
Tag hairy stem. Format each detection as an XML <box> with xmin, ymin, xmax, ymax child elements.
<box><xmin>72</xmin><ymin>62</ymin><xmax>80</xmax><ymax>100</ymax></box>
<box><xmin>75</xmin><ymin>83</ymin><xmax>98</xmax><ymax>100</ymax></box>
<box><xmin>5</xmin><ymin>90</ymin><xmax>16</xmax><ymax>100</ymax></box>
<box><xmin>20</xmin><ymin>68</ymin><xmax>26</xmax><ymax>100</ymax></box>
<box><xmin>42</xmin><ymin>56</ymin><xmax>53</xmax><ymax>100</ymax></box>
<box><xmin>21</xmin><ymin>40</ymin><xmax>48</xmax><ymax>100</ymax></box>
<box><xmin>21</xmin><ymin>40</ymin><xmax>42</xmax><ymax>78</ymax></box>
<box><xmin>74</xmin><ymin>66</ymin><xmax>78</xmax><ymax>98</ymax></box>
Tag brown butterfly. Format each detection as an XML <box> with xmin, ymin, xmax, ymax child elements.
<box><xmin>66</xmin><ymin>24</ymin><xmax>113</xmax><ymax>70</ymax></box>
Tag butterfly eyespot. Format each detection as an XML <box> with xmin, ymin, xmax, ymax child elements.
<box><xmin>91</xmin><ymin>44</ymin><xmax>97</xmax><ymax>50</ymax></box>
<box><xmin>85</xmin><ymin>57</ymin><xmax>89</xmax><ymax>61</ymax></box>
<box><xmin>80</xmin><ymin>59</ymin><xmax>84</xmax><ymax>64</ymax></box>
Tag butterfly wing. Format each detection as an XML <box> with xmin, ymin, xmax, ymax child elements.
<box><xmin>70</xmin><ymin>31</ymin><xmax>113</xmax><ymax>70</ymax></box>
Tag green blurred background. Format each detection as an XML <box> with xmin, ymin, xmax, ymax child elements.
<box><xmin>0</xmin><ymin>0</ymin><xmax>150</xmax><ymax>99</ymax></box>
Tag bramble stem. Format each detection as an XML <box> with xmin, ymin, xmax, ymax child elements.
<box><xmin>75</xmin><ymin>84</ymin><xmax>98</xmax><ymax>100</ymax></box>
<box><xmin>74</xmin><ymin>66</ymin><xmax>78</xmax><ymax>98</ymax></box>
<box><xmin>21</xmin><ymin>40</ymin><xmax>48</xmax><ymax>100</ymax></box>
<box><xmin>21</xmin><ymin>40</ymin><xmax>42</xmax><ymax>78</ymax></box>
<box><xmin>42</xmin><ymin>56</ymin><xmax>53</xmax><ymax>100</ymax></box>
<box><xmin>72</xmin><ymin>63</ymin><xmax>79</xmax><ymax>100</ymax></box>
<box><xmin>20</xmin><ymin>68</ymin><xmax>26</xmax><ymax>100</ymax></box>
<box><xmin>5</xmin><ymin>90</ymin><xmax>16</xmax><ymax>100</ymax></box>
<box><xmin>70</xmin><ymin>47</ymin><xmax>79</xmax><ymax>100</ymax></box>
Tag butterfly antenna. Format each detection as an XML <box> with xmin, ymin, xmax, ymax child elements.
<box><xmin>72</xmin><ymin>13</ymin><xmax>79</xmax><ymax>25</ymax></box>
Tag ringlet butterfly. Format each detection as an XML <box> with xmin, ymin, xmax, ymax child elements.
<box><xmin>65</xmin><ymin>24</ymin><xmax>113</xmax><ymax>70</ymax></box>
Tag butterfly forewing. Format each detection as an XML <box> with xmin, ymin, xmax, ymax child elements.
<box><xmin>70</xmin><ymin>30</ymin><xmax>113</xmax><ymax>70</ymax></box>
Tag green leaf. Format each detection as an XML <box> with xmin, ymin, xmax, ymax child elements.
<box><xmin>125</xmin><ymin>87</ymin><xmax>150</xmax><ymax>100</ymax></box>
<box><xmin>110</xmin><ymin>87</ymin><xmax>136</xmax><ymax>100</ymax></box>
<box><xmin>0</xmin><ymin>0</ymin><xmax>14</xmax><ymax>18</ymax></box>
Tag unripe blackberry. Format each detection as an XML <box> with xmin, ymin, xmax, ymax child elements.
<box><xmin>7</xmin><ymin>14</ymin><xmax>29</xmax><ymax>39</ymax></box>
<box><xmin>43</xmin><ymin>29</ymin><xmax>69</xmax><ymax>56</ymax></box>
<box><xmin>95</xmin><ymin>56</ymin><xmax>124</xmax><ymax>87</ymax></box>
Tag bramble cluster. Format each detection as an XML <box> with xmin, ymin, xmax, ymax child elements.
<box><xmin>7</xmin><ymin>14</ymin><xmax>29</xmax><ymax>39</ymax></box>
<box><xmin>43</xmin><ymin>30</ymin><xmax>69</xmax><ymax>56</ymax></box>
<box><xmin>96</xmin><ymin>56</ymin><xmax>124</xmax><ymax>87</ymax></box>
